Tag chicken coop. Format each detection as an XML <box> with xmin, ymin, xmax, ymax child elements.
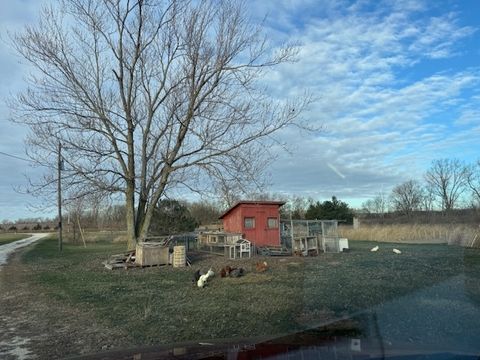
<box><xmin>197</xmin><ymin>231</ymin><xmax>252</xmax><ymax>259</ymax></box>
<box><xmin>280</xmin><ymin>219</ymin><xmax>344</xmax><ymax>255</ymax></box>
<box><xmin>219</xmin><ymin>200</ymin><xmax>284</xmax><ymax>247</ymax></box>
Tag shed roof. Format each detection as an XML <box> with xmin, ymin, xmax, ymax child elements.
<box><xmin>219</xmin><ymin>200</ymin><xmax>285</xmax><ymax>219</ymax></box>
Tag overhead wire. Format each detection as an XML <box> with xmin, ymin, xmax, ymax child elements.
<box><xmin>0</xmin><ymin>150</ymin><xmax>33</xmax><ymax>163</ymax></box>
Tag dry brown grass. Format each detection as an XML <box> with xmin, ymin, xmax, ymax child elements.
<box><xmin>63</xmin><ymin>230</ymin><xmax>127</xmax><ymax>244</ymax></box>
<box><xmin>339</xmin><ymin>224</ymin><xmax>480</xmax><ymax>247</ymax></box>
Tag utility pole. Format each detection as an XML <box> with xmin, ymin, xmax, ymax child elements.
<box><xmin>58</xmin><ymin>142</ymin><xmax>63</xmax><ymax>251</ymax></box>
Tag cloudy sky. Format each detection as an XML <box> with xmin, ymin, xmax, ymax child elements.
<box><xmin>1</xmin><ymin>0</ymin><xmax>480</xmax><ymax>220</ymax></box>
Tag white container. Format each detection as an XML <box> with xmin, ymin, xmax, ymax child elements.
<box><xmin>339</xmin><ymin>238</ymin><xmax>349</xmax><ymax>251</ymax></box>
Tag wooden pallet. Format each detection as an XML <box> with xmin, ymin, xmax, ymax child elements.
<box><xmin>103</xmin><ymin>251</ymin><xmax>136</xmax><ymax>270</ymax></box>
<box><xmin>103</xmin><ymin>251</ymin><xmax>192</xmax><ymax>270</ymax></box>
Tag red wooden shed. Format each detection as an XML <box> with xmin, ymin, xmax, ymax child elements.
<box><xmin>219</xmin><ymin>201</ymin><xmax>285</xmax><ymax>247</ymax></box>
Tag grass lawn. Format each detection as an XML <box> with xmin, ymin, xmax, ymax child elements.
<box><xmin>15</xmin><ymin>236</ymin><xmax>480</xmax><ymax>351</ymax></box>
<box><xmin>0</xmin><ymin>233</ymin><xmax>31</xmax><ymax>246</ymax></box>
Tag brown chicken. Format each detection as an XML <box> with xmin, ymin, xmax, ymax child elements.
<box><xmin>255</xmin><ymin>261</ymin><xmax>268</xmax><ymax>273</ymax></box>
<box><xmin>220</xmin><ymin>265</ymin><xmax>234</xmax><ymax>278</ymax></box>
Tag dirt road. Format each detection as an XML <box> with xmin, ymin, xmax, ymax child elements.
<box><xmin>0</xmin><ymin>234</ymin><xmax>50</xmax><ymax>267</ymax></box>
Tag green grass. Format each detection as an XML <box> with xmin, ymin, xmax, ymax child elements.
<box><xmin>19</xmin><ymin>237</ymin><xmax>480</xmax><ymax>347</ymax></box>
<box><xmin>0</xmin><ymin>232</ymin><xmax>31</xmax><ymax>245</ymax></box>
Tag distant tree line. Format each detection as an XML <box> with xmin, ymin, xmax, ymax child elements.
<box><xmin>361</xmin><ymin>158</ymin><xmax>480</xmax><ymax>219</ymax></box>
<box><xmin>7</xmin><ymin>157</ymin><xmax>477</xmax><ymax>234</ymax></box>
<box><xmin>1</xmin><ymin>193</ymin><xmax>358</xmax><ymax>234</ymax></box>
<box><xmin>0</xmin><ymin>198</ymin><xmax>221</xmax><ymax>235</ymax></box>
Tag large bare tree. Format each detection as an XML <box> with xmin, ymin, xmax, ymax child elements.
<box><xmin>424</xmin><ymin>159</ymin><xmax>468</xmax><ymax>211</ymax></box>
<box><xmin>10</xmin><ymin>0</ymin><xmax>309</xmax><ymax>248</ymax></box>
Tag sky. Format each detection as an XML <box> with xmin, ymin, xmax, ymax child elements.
<box><xmin>0</xmin><ymin>0</ymin><xmax>480</xmax><ymax>220</ymax></box>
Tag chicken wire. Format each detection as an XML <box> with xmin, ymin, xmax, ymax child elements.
<box><xmin>280</xmin><ymin>219</ymin><xmax>341</xmax><ymax>253</ymax></box>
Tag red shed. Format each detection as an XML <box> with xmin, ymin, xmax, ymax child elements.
<box><xmin>219</xmin><ymin>201</ymin><xmax>285</xmax><ymax>247</ymax></box>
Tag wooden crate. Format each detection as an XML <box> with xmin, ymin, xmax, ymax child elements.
<box><xmin>135</xmin><ymin>242</ymin><xmax>169</xmax><ymax>266</ymax></box>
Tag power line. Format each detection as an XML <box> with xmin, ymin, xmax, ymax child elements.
<box><xmin>0</xmin><ymin>150</ymin><xmax>33</xmax><ymax>163</ymax></box>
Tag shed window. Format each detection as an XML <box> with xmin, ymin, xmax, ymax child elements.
<box><xmin>244</xmin><ymin>217</ymin><xmax>255</xmax><ymax>229</ymax></box>
<box><xmin>268</xmin><ymin>218</ymin><xmax>278</xmax><ymax>229</ymax></box>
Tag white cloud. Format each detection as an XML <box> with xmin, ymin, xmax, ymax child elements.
<box><xmin>256</xmin><ymin>0</ymin><xmax>480</xmax><ymax>201</ymax></box>
<box><xmin>455</xmin><ymin>94</ymin><xmax>480</xmax><ymax>126</ymax></box>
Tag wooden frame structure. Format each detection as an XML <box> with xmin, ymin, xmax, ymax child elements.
<box><xmin>197</xmin><ymin>231</ymin><xmax>252</xmax><ymax>259</ymax></box>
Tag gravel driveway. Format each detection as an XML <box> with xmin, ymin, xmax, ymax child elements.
<box><xmin>0</xmin><ymin>234</ymin><xmax>50</xmax><ymax>267</ymax></box>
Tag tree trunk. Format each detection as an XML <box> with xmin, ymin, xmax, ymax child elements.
<box><xmin>125</xmin><ymin>181</ymin><xmax>137</xmax><ymax>250</ymax></box>
<box><xmin>138</xmin><ymin>205</ymin><xmax>154</xmax><ymax>242</ymax></box>
<box><xmin>126</xmin><ymin>122</ymin><xmax>136</xmax><ymax>250</ymax></box>
<box><xmin>134</xmin><ymin>195</ymin><xmax>147</xmax><ymax>238</ymax></box>
<box><xmin>138</xmin><ymin>173</ymin><xmax>170</xmax><ymax>241</ymax></box>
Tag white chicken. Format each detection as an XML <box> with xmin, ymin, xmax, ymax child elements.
<box><xmin>370</xmin><ymin>245</ymin><xmax>379</xmax><ymax>252</ymax></box>
<box><xmin>206</xmin><ymin>268</ymin><xmax>214</xmax><ymax>278</ymax></box>
<box><xmin>393</xmin><ymin>248</ymin><xmax>402</xmax><ymax>254</ymax></box>
<box><xmin>197</xmin><ymin>274</ymin><xmax>209</xmax><ymax>288</ymax></box>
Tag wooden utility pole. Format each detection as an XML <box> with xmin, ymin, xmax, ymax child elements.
<box><xmin>58</xmin><ymin>142</ymin><xmax>63</xmax><ymax>251</ymax></box>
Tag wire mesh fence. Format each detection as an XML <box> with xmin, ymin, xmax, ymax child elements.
<box><xmin>280</xmin><ymin>219</ymin><xmax>341</xmax><ymax>254</ymax></box>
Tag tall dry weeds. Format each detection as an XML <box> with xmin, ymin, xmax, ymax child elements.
<box><xmin>339</xmin><ymin>224</ymin><xmax>480</xmax><ymax>247</ymax></box>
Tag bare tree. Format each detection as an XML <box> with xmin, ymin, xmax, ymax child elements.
<box><xmin>281</xmin><ymin>195</ymin><xmax>313</xmax><ymax>219</ymax></box>
<box><xmin>424</xmin><ymin>159</ymin><xmax>468</xmax><ymax>211</ymax></box>
<box><xmin>245</xmin><ymin>193</ymin><xmax>314</xmax><ymax>219</ymax></box>
<box><xmin>389</xmin><ymin>179</ymin><xmax>423</xmax><ymax>215</ymax></box>
<box><xmin>10</xmin><ymin>0</ymin><xmax>310</xmax><ymax>249</ymax></box>
<box><xmin>466</xmin><ymin>159</ymin><xmax>480</xmax><ymax>206</ymax></box>
<box><xmin>362</xmin><ymin>192</ymin><xmax>388</xmax><ymax>217</ymax></box>
<box><xmin>421</xmin><ymin>183</ymin><xmax>436</xmax><ymax>212</ymax></box>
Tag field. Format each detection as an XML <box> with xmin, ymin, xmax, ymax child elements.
<box><xmin>1</xmin><ymin>236</ymin><xmax>480</xmax><ymax>358</ymax></box>
<box><xmin>0</xmin><ymin>233</ymin><xmax>31</xmax><ymax>246</ymax></box>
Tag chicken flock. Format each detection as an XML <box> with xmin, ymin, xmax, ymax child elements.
<box><xmin>193</xmin><ymin>261</ymin><xmax>269</xmax><ymax>288</ymax></box>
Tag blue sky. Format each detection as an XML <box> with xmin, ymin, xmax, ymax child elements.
<box><xmin>1</xmin><ymin>0</ymin><xmax>480</xmax><ymax>220</ymax></box>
